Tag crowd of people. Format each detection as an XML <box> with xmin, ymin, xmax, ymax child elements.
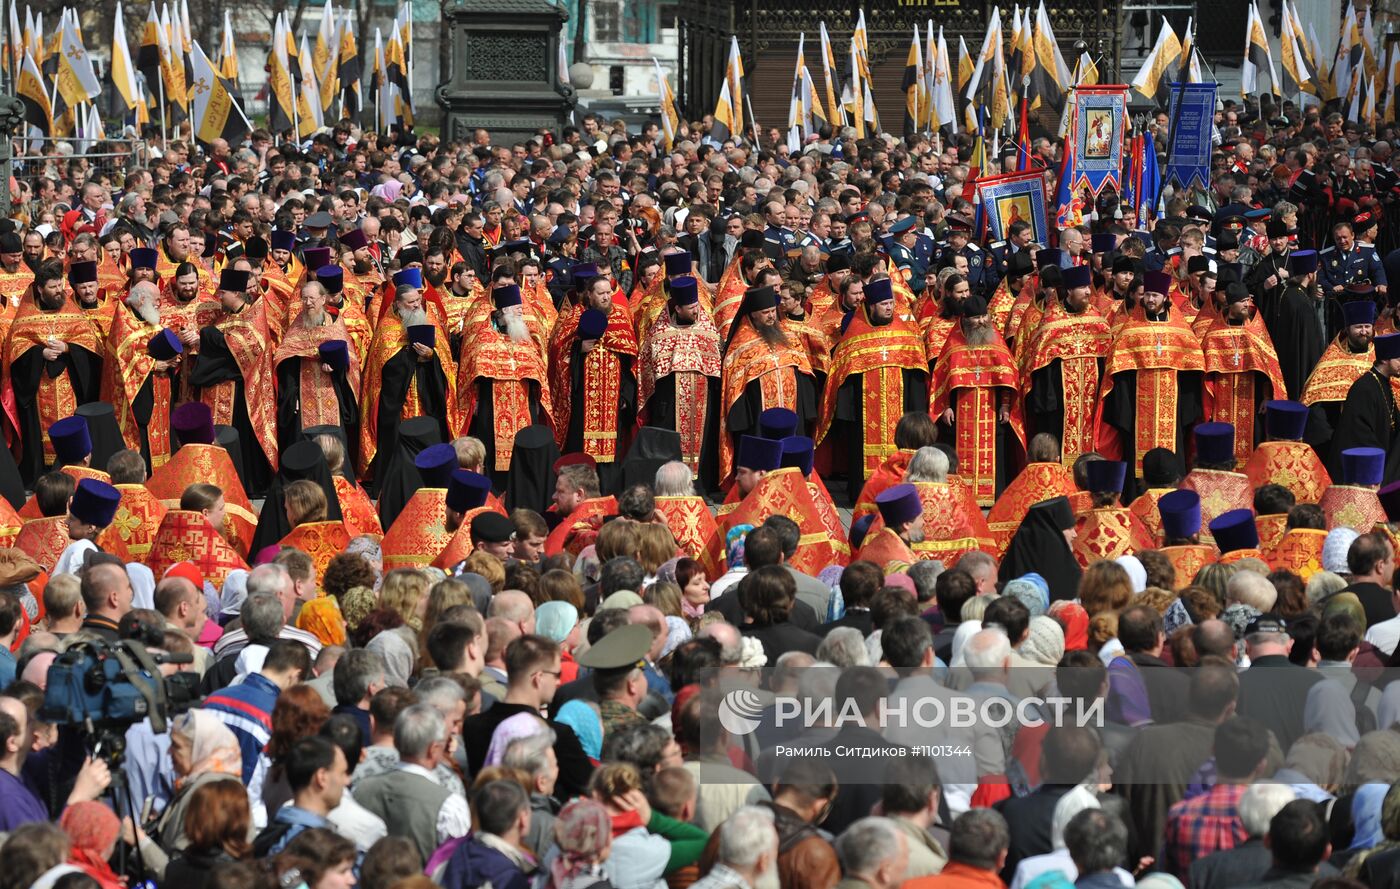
<box><xmin>0</xmin><ymin>93</ymin><xmax>1390</xmax><ymax>889</ymax></box>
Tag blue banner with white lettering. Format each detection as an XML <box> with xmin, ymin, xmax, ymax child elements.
<box><xmin>1164</xmin><ymin>82</ymin><xmax>1217</xmax><ymax>191</ymax></box>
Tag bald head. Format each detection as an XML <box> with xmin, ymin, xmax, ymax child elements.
<box><xmin>698</xmin><ymin>621</ymin><xmax>742</xmax><ymax>665</ymax></box>
<box><xmin>1192</xmin><ymin>619</ymin><xmax>1236</xmax><ymax>660</ymax></box>
<box><xmin>488</xmin><ymin>590</ymin><xmax>536</xmax><ymax>635</ymax></box>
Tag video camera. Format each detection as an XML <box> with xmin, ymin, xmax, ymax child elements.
<box><xmin>40</xmin><ymin>633</ymin><xmax>200</xmax><ymax>736</ymax></box>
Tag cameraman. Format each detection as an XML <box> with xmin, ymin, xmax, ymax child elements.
<box><xmin>0</xmin><ymin>694</ymin><xmax>112</xmax><ymax>829</ymax></box>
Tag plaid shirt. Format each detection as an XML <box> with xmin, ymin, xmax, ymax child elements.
<box><xmin>1163</xmin><ymin>782</ymin><xmax>1250</xmax><ymax>877</ymax></box>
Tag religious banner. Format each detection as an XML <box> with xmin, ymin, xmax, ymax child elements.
<box><xmin>974</xmin><ymin>168</ymin><xmax>1049</xmax><ymax>246</ymax></box>
<box><xmin>1164</xmin><ymin>81</ymin><xmax>1217</xmax><ymax>191</ymax></box>
<box><xmin>1069</xmin><ymin>84</ymin><xmax>1127</xmax><ymax>196</ymax></box>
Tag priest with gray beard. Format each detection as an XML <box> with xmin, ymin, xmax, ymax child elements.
<box><xmin>104</xmin><ymin>280</ymin><xmax>183</xmax><ymax>471</ymax></box>
<box><xmin>272</xmin><ymin>280</ymin><xmax>363</xmax><ymax>459</ymax></box>
<box><xmin>457</xmin><ymin>283</ymin><xmax>553</xmax><ymax>485</ymax></box>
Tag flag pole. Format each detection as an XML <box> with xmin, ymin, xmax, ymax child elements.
<box><xmin>746</xmin><ymin>93</ymin><xmax>760</xmax><ymax>147</ymax></box>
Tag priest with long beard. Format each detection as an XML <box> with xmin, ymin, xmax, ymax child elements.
<box><xmin>457</xmin><ymin>283</ymin><xmax>553</xmax><ymax>486</ymax></box>
<box><xmin>358</xmin><ymin>272</ymin><xmax>460</xmax><ymax>484</ymax></box>
<box><xmin>549</xmin><ymin>272</ymin><xmax>638</xmax><ymax>493</ymax></box>
<box><xmin>187</xmin><ymin>267</ymin><xmax>279</xmax><ymax>496</ymax></box>
<box><xmin>2</xmin><ymin>259</ymin><xmax>102</xmax><ymax>486</ymax></box>
<box><xmin>1021</xmin><ymin>265</ymin><xmax>1112</xmax><ymax>467</ymax></box>
<box><xmin>816</xmin><ymin>276</ymin><xmax>929</xmax><ymax>503</ymax></box>
<box><xmin>1094</xmin><ymin>271</ymin><xmax>1205</xmax><ymax>487</ymax></box>
<box><xmin>929</xmin><ymin>292</ymin><xmax>1026</xmax><ymax>507</ymax></box>
<box><xmin>273</xmin><ymin>281</ymin><xmax>363</xmax><ymax>462</ymax></box>
<box><xmin>717</xmin><ymin>284</ymin><xmax>818</xmax><ymax>487</ymax></box>
<box><xmin>639</xmin><ymin>276</ymin><xmax>722</xmax><ymax>480</ymax></box>
<box><xmin>101</xmin><ymin>280</ymin><xmax>183</xmax><ymax>471</ymax></box>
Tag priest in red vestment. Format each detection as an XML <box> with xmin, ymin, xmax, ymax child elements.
<box><xmin>1157</xmin><ymin>490</ymin><xmax>1218</xmax><ymax>587</ymax></box>
<box><xmin>545</xmin><ymin>456</ymin><xmax>619</xmax><ymax>557</ymax></box>
<box><xmin>549</xmin><ymin>272</ymin><xmax>639</xmax><ymax>493</ymax></box>
<box><xmin>1094</xmin><ymin>270</ymin><xmax>1205</xmax><ymax>486</ymax></box>
<box><xmin>639</xmin><ymin>276</ymin><xmax>722</xmax><ymax>479</ymax></box>
<box><xmin>929</xmin><ymin>292</ymin><xmax>1026</xmax><ymax>507</ymax></box>
<box><xmin>381</xmin><ymin>444</ymin><xmax>459</xmax><ymax>570</ymax></box>
<box><xmin>102</xmin><ymin>281</ymin><xmax>182</xmax><ymax>472</ymax></box>
<box><xmin>857</xmin><ymin>484</ymin><xmax>921</xmax><ymax>571</ymax></box>
<box><xmin>1210</xmin><ymin>509</ymin><xmax>1267</xmax><ymax>564</ymax></box>
<box><xmin>147</xmin><ymin>403</ymin><xmax>258</xmax><ymax>558</ymax></box>
<box><xmin>358</xmin><ymin>269</ymin><xmax>461</xmax><ymax>481</ymax></box>
<box><xmin>1180</xmin><ymin>423</ymin><xmax>1254</xmax><ymax>546</ymax></box>
<box><xmin>1199</xmin><ymin>280</ymin><xmax>1287</xmax><ymax>465</ymax></box>
<box><xmin>718</xmin><ymin>285</ymin><xmax>818</xmax><ymax>486</ymax></box>
<box><xmin>1300</xmin><ymin>298</ymin><xmax>1380</xmax><ymax>470</ymax></box>
<box><xmin>433</xmin><ymin>469</ymin><xmax>508</xmax><ymax>572</ymax></box>
<box><xmin>1072</xmin><ymin>460</ymin><xmax>1155</xmax><ymax>568</ymax></box>
<box><xmin>458</xmin><ymin>283</ymin><xmax>554</xmax><ymax>485</ymax></box>
<box><xmin>97</xmin><ymin>450</ymin><xmax>167</xmax><ymax>563</ymax></box>
<box><xmin>986</xmin><ymin>434</ymin><xmax>1079</xmax><ymax>557</ymax></box>
<box><xmin>1321</xmin><ymin>447</ymin><xmax>1388</xmax><ymax>532</ymax></box>
<box><xmin>816</xmin><ymin>276</ymin><xmax>929</xmax><ymax>502</ymax></box>
<box><xmin>721</xmin><ymin>436</ymin><xmax>843</xmax><ymax>575</ymax></box>
<box><xmin>1243</xmin><ymin>400</ymin><xmax>1332</xmax><ymax>505</ymax></box>
<box><xmin>853</xmin><ymin>412</ymin><xmax>941</xmax><ymax>521</ymax></box>
<box><xmin>187</xmin><ymin>267</ymin><xmax>279</xmax><ymax>496</ymax></box>
<box><xmin>2</xmin><ymin>259</ymin><xmax>102</xmax><ymax>486</ymax></box>
<box><xmin>273</xmin><ymin>280</ymin><xmax>363</xmax><ymax>462</ymax></box>
<box><xmin>1021</xmin><ymin>266</ymin><xmax>1113</xmax><ymax>466</ymax></box>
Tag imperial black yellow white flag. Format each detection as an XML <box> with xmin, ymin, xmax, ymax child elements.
<box><xmin>137</xmin><ymin>4</ymin><xmax>162</xmax><ymax>100</ymax></box>
<box><xmin>1131</xmin><ymin>16</ymin><xmax>1181</xmax><ymax>106</ymax></box>
<box><xmin>1241</xmin><ymin>0</ymin><xmax>1278</xmax><ymax>98</ymax></box>
<box><xmin>189</xmin><ymin>38</ymin><xmax>250</xmax><ymax>147</ymax></box>
<box><xmin>818</xmin><ymin>23</ymin><xmax>845</xmax><ymax>128</ymax></box>
<box><xmin>338</xmin><ymin>9</ymin><xmax>361</xmax><ymax>119</ymax></box>
<box><xmin>709</xmin><ymin>36</ymin><xmax>743</xmax><ymax>144</ymax></box>
<box><xmin>901</xmin><ymin>26</ymin><xmax>926</xmax><ymax>142</ymax></box>
<box><xmin>111</xmin><ymin>1</ymin><xmax>141</xmax><ymax>117</ymax></box>
<box><xmin>17</xmin><ymin>50</ymin><xmax>51</xmax><ymax>136</ymax></box>
<box><xmin>654</xmin><ymin>58</ymin><xmax>679</xmax><ymax>151</ymax></box>
<box><xmin>267</xmin><ymin>13</ymin><xmax>297</xmax><ymax>133</ymax></box>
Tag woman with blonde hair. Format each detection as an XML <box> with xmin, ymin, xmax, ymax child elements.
<box><xmin>635</xmin><ymin>524</ymin><xmax>678</xmax><ymax>577</ymax></box>
<box><xmin>380</xmin><ymin>568</ymin><xmax>431</xmax><ymax>631</ymax></box>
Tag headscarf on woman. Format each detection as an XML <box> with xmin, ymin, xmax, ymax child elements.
<box><xmin>171</xmin><ymin>709</ymin><xmax>242</xmax><ymax>787</ymax></box>
<box><xmin>1350</xmin><ymin>783</ymin><xmax>1392</xmax><ymax>851</ymax></box>
<box><xmin>1000</xmin><ymin>497</ymin><xmax>1081</xmax><ymax>602</ymax></box>
<box><xmin>485</xmin><ymin>712</ymin><xmax>550</xmax><ymax>767</ymax></box>
<box><xmin>555</xmin><ymin>699</ymin><xmax>603</xmax><ymax>762</ymax></box>
<box><xmin>1020</xmin><ymin>615</ymin><xmax>1066</xmax><ymax>666</ymax></box>
<box><xmin>546</xmin><ymin>798</ymin><xmax>613</xmax><ymax>889</ymax></box>
<box><xmin>1004</xmin><ymin>573</ymin><xmax>1049</xmax><ymax>617</ymax></box>
<box><xmin>1346</xmin><ymin>730</ymin><xmax>1400</xmax><ymax>786</ymax></box>
<box><xmin>296</xmin><ymin>595</ymin><xmax>348</xmax><ymax>646</ymax></box>
<box><xmin>1114</xmin><ymin>555</ymin><xmax>1147</xmax><ymax>593</ymax></box>
<box><xmin>1048</xmin><ymin>600</ymin><xmax>1089</xmax><ymax>651</ymax></box>
<box><xmin>367</xmin><ymin>629</ymin><xmax>415</xmax><ymax>688</ymax></box>
<box><xmin>1345</xmin><ymin>783</ymin><xmax>1400</xmax><ymax>879</ymax></box>
<box><xmin>1273</xmin><ymin>733</ymin><xmax>1349</xmax><ymax>802</ymax></box>
<box><xmin>1050</xmin><ymin>784</ymin><xmax>1100</xmax><ymax>849</ymax></box>
<box><xmin>536</xmin><ymin>601</ymin><xmax>580</xmax><ymax>645</ymax></box>
<box><xmin>60</xmin><ymin>801</ymin><xmax>124</xmax><ymax>889</ymax></box>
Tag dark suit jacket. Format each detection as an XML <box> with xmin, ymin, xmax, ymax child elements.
<box><xmin>462</xmin><ymin>701</ymin><xmax>593</xmax><ymax>798</ymax></box>
<box><xmin>819</xmin><ymin>609</ymin><xmax>874</xmax><ymax>638</ymax></box>
<box><xmin>707</xmin><ymin>589</ymin><xmax>819</xmax><ymax>630</ymax></box>
<box><xmin>1130</xmin><ymin>650</ymin><xmax>1191</xmax><ymax>723</ymax></box>
<box><xmin>995</xmin><ymin>784</ymin><xmax>1076</xmax><ymax>880</ymax></box>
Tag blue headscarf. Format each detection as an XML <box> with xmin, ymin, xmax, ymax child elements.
<box><xmin>1352</xmin><ymin>783</ymin><xmax>1393</xmax><ymax>850</ymax></box>
<box><xmin>556</xmin><ymin>699</ymin><xmax>604</xmax><ymax>761</ymax></box>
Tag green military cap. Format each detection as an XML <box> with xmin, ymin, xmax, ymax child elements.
<box><xmin>577</xmin><ymin>624</ymin><xmax>652</xmax><ymax>671</ymax></box>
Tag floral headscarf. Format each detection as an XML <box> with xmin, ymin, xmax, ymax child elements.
<box><xmin>172</xmin><ymin>709</ymin><xmax>241</xmax><ymax>786</ymax></box>
<box><xmin>726</xmin><ymin>524</ymin><xmax>754</xmax><ymax>567</ymax></box>
<box><xmin>548</xmin><ymin>798</ymin><xmax>612</xmax><ymax>889</ymax></box>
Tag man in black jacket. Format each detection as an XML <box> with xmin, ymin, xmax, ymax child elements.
<box><xmin>1119</xmin><ymin>604</ymin><xmax>1190</xmax><ymax>724</ymax></box>
<box><xmin>461</xmin><ymin>634</ymin><xmax>593</xmax><ymax>799</ymax></box>
<box><xmin>995</xmin><ymin>726</ymin><xmax>1103</xmax><ymax>881</ymax></box>
<box><xmin>455</xmin><ymin>212</ymin><xmax>489</xmax><ymax>278</ymax></box>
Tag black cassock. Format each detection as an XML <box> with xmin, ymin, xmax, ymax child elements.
<box><xmin>646</xmin><ymin>373</ymin><xmax>722</xmax><ymax>493</ymax></box>
<box><xmin>10</xmin><ymin>341</ymin><xmax>101</xmax><ymax>486</ymax></box>
<box><xmin>1102</xmin><ymin>368</ymin><xmax>1204</xmax><ymax>494</ymax></box>
<box><xmin>275</xmin><ymin>356</ymin><xmax>362</xmax><ymax>471</ymax></box>
<box><xmin>1265</xmin><ymin>284</ymin><xmax>1326</xmax><ymax>401</ymax></box>
<box><xmin>831</xmin><ymin>367</ymin><xmax>928</xmax><ymax>503</ymax></box>
<box><xmin>1028</xmin><ymin>357</ymin><xmax>1104</xmax><ymax>457</ymax></box>
<box><xmin>367</xmin><ymin>345</ymin><xmax>453</xmax><ymax>497</ymax></box>
<box><xmin>1327</xmin><ymin>368</ymin><xmax>1400</xmax><ymax>481</ymax></box>
<box><xmin>724</xmin><ymin>373</ymin><xmax>819</xmax><ymax>489</ymax></box>
<box><xmin>564</xmin><ymin>342</ymin><xmax>637</xmax><ymax>495</ymax></box>
<box><xmin>466</xmin><ymin>378</ymin><xmax>549</xmax><ymax>490</ymax></box>
<box><xmin>188</xmin><ymin>326</ymin><xmax>274</xmax><ymax>497</ymax></box>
